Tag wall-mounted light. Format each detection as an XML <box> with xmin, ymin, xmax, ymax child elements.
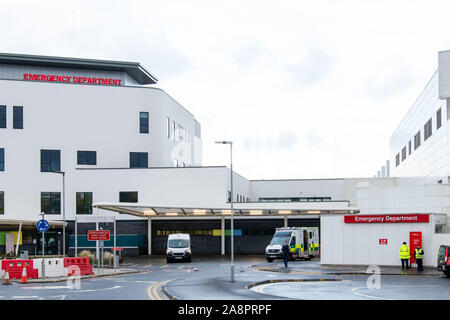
<box><xmin>278</xmin><ymin>210</ymin><xmax>291</xmax><ymax>214</ymax></box>
<box><xmin>193</xmin><ymin>209</ymin><xmax>206</xmax><ymax>215</ymax></box>
<box><xmin>249</xmin><ymin>210</ymin><xmax>263</xmax><ymax>215</ymax></box>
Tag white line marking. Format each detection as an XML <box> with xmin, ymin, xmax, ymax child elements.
<box><xmin>12</xmin><ymin>296</ymin><xmax>43</xmax><ymax>299</ymax></box>
<box><xmin>161</xmin><ymin>265</ymin><xmax>168</xmax><ymax>268</ymax></box>
<box><xmin>351</xmin><ymin>287</ymin><xmax>395</xmax><ymax>300</ymax></box>
<box><xmin>23</xmin><ymin>286</ymin><xmax>72</xmax><ymax>290</ymax></box>
<box><xmin>49</xmin><ymin>295</ymin><xmax>66</xmax><ymax>300</ymax></box>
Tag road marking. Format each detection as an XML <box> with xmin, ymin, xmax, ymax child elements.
<box><xmin>12</xmin><ymin>296</ymin><xmax>43</xmax><ymax>300</ymax></box>
<box><xmin>161</xmin><ymin>265</ymin><xmax>168</xmax><ymax>268</ymax></box>
<box><xmin>351</xmin><ymin>287</ymin><xmax>395</xmax><ymax>300</ymax></box>
<box><xmin>73</xmin><ymin>285</ymin><xmax>122</xmax><ymax>293</ymax></box>
<box><xmin>23</xmin><ymin>286</ymin><xmax>72</xmax><ymax>290</ymax></box>
<box><xmin>147</xmin><ymin>280</ymin><xmax>171</xmax><ymax>300</ymax></box>
<box><xmin>49</xmin><ymin>295</ymin><xmax>66</xmax><ymax>300</ymax></box>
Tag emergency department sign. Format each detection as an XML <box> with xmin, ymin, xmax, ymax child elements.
<box><xmin>344</xmin><ymin>214</ymin><xmax>429</xmax><ymax>224</ymax></box>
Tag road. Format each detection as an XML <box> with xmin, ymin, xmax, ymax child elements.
<box><xmin>1</xmin><ymin>256</ymin><xmax>449</xmax><ymax>300</ymax></box>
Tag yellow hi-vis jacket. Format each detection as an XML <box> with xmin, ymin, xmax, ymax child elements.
<box><xmin>415</xmin><ymin>248</ymin><xmax>424</xmax><ymax>259</ymax></box>
<box><xmin>399</xmin><ymin>244</ymin><xmax>410</xmax><ymax>259</ymax></box>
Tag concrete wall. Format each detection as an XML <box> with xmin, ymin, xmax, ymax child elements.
<box><xmin>321</xmin><ymin>214</ymin><xmax>436</xmax><ymax>266</ymax></box>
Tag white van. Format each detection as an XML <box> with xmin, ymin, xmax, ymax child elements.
<box><xmin>166</xmin><ymin>233</ymin><xmax>192</xmax><ymax>263</ymax></box>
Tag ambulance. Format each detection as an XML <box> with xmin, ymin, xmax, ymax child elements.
<box><xmin>265</xmin><ymin>227</ymin><xmax>319</xmax><ymax>262</ymax></box>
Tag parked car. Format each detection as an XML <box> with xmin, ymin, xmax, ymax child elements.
<box><xmin>437</xmin><ymin>245</ymin><xmax>450</xmax><ymax>277</ymax></box>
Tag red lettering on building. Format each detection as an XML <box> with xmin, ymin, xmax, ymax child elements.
<box><xmin>23</xmin><ymin>73</ymin><xmax>122</xmax><ymax>86</ymax></box>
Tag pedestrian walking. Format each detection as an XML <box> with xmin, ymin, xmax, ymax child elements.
<box><xmin>399</xmin><ymin>242</ymin><xmax>410</xmax><ymax>269</ymax></box>
<box><xmin>415</xmin><ymin>244</ymin><xmax>424</xmax><ymax>272</ymax></box>
<box><xmin>282</xmin><ymin>240</ymin><xmax>290</xmax><ymax>268</ymax></box>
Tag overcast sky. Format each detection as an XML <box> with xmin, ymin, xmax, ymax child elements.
<box><xmin>2</xmin><ymin>1</ymin><xmax>450</xmax><ymax>180</ymax></box>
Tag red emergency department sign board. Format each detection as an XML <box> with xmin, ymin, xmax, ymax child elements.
<box><xmin>344</xmin><ymin>214</ymin><xmax>429</xmax><ymax>224</ymax></box>
<box><xmin>88</xmin><ymin>230</ymin><xmax>110</xmax><ymax>241</ymax></box>
<box><xmin>379</xmin><ymin>239</ymin><xmax>388</xmax><ymax>245</ymax></box>
<box><xmin>23</xmin><ymin>74</ymin><xmax>122</xmax><ymax>86</ymax></box>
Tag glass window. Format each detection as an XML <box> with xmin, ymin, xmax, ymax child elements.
<box><xmin>424</xmin><ymin>118</ymin><xmax>432</xmax><ymax>141</ymax></box>
<box><xmin>0</xmin><ymin>105</ymin><xmax>6</xmax><ymax>128</ymax></box>
<box><xmin>77</xmin><ymin>151</ymin><xmax>96</xmax><ymax>165</ymax></box>
<box><xmin>401</xmin><ymin>146</ymin><xmax>406</xmax><ymax>161</ymax></box>
<box><xmin>119</xmin><ymin>191</ymin><xmax>138</xmax><ymax>203</ymax></box>
<box><xmin>40</xmin><ymin>150</ymin><xmax>61</xmax><ymax>172</ymax></box>
<box><xmin>166</xmin><ymin>117</ymin><xmax>170</xmax><ymax>139</ymax></box>
<box><xmin>437</xmin><ymin>108</ymin><xmax>442</xmax><ymax>130</ymax></box>
<box><xmin>408</xmin><ymin>140</ymin><xmax>412</xmax><ymax>155</ymax></box>
<box><xmin>172</xmin><ymin>120</ymin><xmax>176</xmax><ymax>142</ymax></box>
<box><xmin>130</xmin><ymin>152</ymin><xmax>148</xmax><ymax>168</ymax></box>
<box><xmin>0</xmin><ymin>191</ymin><xmax>3</xmax><ymax>214</ymax></box>
<box><xmin>414</xmin><ymin>131</ymin><xmax>421</xmax><ymax>150</ymax></box>
<box><xmin>76</xmin><ymin>192</ymin><xmax>92</xmax><ymax>214</ymax></box>
<box><xmin>395</xmin><ymin>153</ymin><xmax>400</xmax><ymax>167</ymax></box>
<box><xmin>13</xmin><ymin>106</ymin><xmax>23</xmax><ymax>129</ymax></box>
<box><xmin>140</xmin><ymin>112</ymin><xmax>149</xmax><ymax>133</ymax></box>
<box><xmin>0</xmin><ymin>148</ymin><xmax>3</xmax><ymax>171</ymax></box>
<box><xmin>41</xmin><ymin>192</ymin><xmax>61</xmax><ymax>214</ymax></box>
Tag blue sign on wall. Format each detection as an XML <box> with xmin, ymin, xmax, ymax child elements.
<box><xmin>36</xmin><ymin>219</ymin><xmax>49</xmax><ymax>232</ymax></box>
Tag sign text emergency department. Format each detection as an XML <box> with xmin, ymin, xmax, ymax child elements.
<box><xmin>344</xmin><ymin>214</ymin><xmax>429</xmax><ymax>224</ymax></box>
<box><xmin>24</xmin><ymin>73</ymin><xmax>122</xmax><ymax>86</ymax></box>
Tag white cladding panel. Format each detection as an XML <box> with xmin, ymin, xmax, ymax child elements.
<box><xmin>321</xmin><ymin>214</ymin><xmax>435</xmax><ymax>266</ymax></box>
<box><xmin>438</xmin><ymin>50</ymin><xmax>450</xmax><ymax>99</ymax></box>
<box><xmin>390</xmin><ymin>69</ymin><xmax>450</xmax><ymax>184</ymax></box>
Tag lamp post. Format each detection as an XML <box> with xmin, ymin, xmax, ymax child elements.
<box><xmin>215</xmin><ymin>141</ymin><xmax>234</xmax><ymax>282</ymax></box>
<box><xmin>51</xmin><ymin>171</ymin><xmax>66</xmax><ymax>256</ymax></box>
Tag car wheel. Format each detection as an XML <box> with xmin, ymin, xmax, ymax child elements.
<box><xmin>266</xmin><ymin>258</ymin><xmax>273</xmax><ymax>263</ymax></box>
<box><xmin>186</xmin><ymin>257</ymin><xmax>191</xmax><ymax>263</ymax></box>
<box><xmin>445</xmin><ymin>270</ymin><xmax>450</xmax><ymax>278</ymax></box>
<box><xmin>166</xmin><ymin>258</ymin><xmax>171</xmax><ymax>263</ymax></box>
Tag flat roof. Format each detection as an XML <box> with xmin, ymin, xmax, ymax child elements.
<box><xmin>0</xmin><ymin>52</ymin><xmax>158</xmax><ymax>85</ymax></box>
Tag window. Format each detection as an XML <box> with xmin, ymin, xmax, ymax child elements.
<box><xmin>41</xmin><ymin>192</ymin><xmax>61</xmax><ymax>214</ymax></box>
<box><xmin>40</xmin><ymin>150</ymin><xmax>61</xmax><ymax>172</ymax></box>
<box><xmin>119</xmin><ymin>191</ymin><xmax>138</xmax><ymax>203</ymax></box>
<box><xmin>0</xmin><ymin>105</ymin><xmax>5</xmax><ymax>128</ymax></box>
<box><xmin>139</xmin><ymin>112</ymin><xmax>149</xmax><ymax>133</ymax></box>
<box><xmin>77</xmin><ymin>151</ymin><xmax>96</xmax><ymax>165</ymax></box>
<box><xmin>401</xmin><ymin>146</ymin><xmax>407</xmax><ymax>161</ymax></box>
<box><xmin>172</xmin><ymin>120</ymin><xmax>176</xmax><ymax>142</ymax></box>
<box><xmin>414</xmin><ymin>131</ymin><xmax>421</xmax><ymax>150</ymax></box>
<box><xmin>166</xmin><ymin>117</ymin><xmax>170</xmax><ymax>139</ymax></box>
<box><xmin>227</xmin><ymin>191</ymin><xmax>231</xmax><ymax>202</ymax></box>
<box><xmin>76</xmin><ymin>192</ymin><xmax>92</xmax><ymax>214</ymax></box>
<box><xmin>178</xmin><ymin>124</ymin><xmax>184</xmax><ymax>140</ymax></box>
<box><xmin>395</xmin><ymin>153</ymin><xmax>400</xmax><ymax>167</ymax></box>
<box><xmin>13</xmin><ymin>106</ymin><xmax>23</xmax><ymax>129</ymax></box>
<box><xmin>424</xmin><ymin>118</ymin><xmax>432</xmax><ymax>141</ymax></box>
<box><xmin>437</xmin><ymin>108</ymin><xmax>442</xmax><ymax>130</ymax></box>
<box><xmin>130</xmin><ymin>152</ymin><xmax>148</xmax><ymax>168</ymax></box>
<box><xmin>0</xmin><ymin>148</ymin><xmax>3</xmax><ymax>171</ymax></box>
<box><xmin>0</xmin><ymin>191</ymin><xmax>3</xmax><ymax>214</ymax></box>
<box><xmin>408</xmin><ymin>140</ymin><xmax>412</xmax><ymax>155</ymax></box>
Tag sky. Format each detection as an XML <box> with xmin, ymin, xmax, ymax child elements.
<box><xmin>1</xmin><ymin>0</ymin><xmax>450</xmax><ymax>180</ymax></box>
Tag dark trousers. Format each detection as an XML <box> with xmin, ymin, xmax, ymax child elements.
<box><xmin>283</xmin><ymin>254</ymin><xmax>289</xmax><ymax>267</ymax></box>
<box><xmin>401</xmin><ymin>259</ymin><xmax>409</xmax><ymax>269</ymax></box>
<box><xmin>416</xmin><ymin>259</ymin><xmax>423</xmax><ymax>271</ymax></box>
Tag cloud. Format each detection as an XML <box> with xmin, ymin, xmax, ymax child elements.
<box><xmin>287</xmin><ymin>48</ymin><xmax>333</xmax><ymax>86</ymax></box>
<box><xmin>243</xmin><ymin>132</ymin><xmax>298</xmax><ymax>151</ymax></box>
<box><xmin>366</xmin><ymin>68</ymin><xmax>414</xmax><ymax>100</ymax></box>
<box><xmin>235</xmin><ymin>45</ymin><xmax>266</xmax><ymax>67</ymax></box>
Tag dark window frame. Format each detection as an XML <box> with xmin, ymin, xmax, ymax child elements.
<box><xmin>437</xmin><ymin>108</ymin><xmax>442</xmax><ymax>130</ymax></box>
<box><xmin>0</xmin><ymin>191</ymin><xmax>4</xmax><ymax>214</ymax></box>
<box><xmin>76</xmin><ymin>192</ymin><xmax>93</xmax><ymax>214</ymax></box>
<box><xmin>40</xmin><ymin>192</ymin><xmax>61</xmax><ymax>214</ymax></box>
<box><xmin>139</xmin><ymin>112</ymin><xmax>149</xmax><ymax>134</ymax></box>
<box><xmin>395</xmin><ymin>153</ymin><xmax>400</xmax><ymax>167</ymax></box>
<box><xmin>130</xmin><ymin>152</ymin><xmax>148</xmax><ymax>168</ymax></box>
<box><xmin>0</xmin><ymin>105</ymin><xmax>6</xmax><ymax>128</ymax></box>
<box><xmin>40</xmin><ymin>149</ymin><xmax>61</xmax><ymax>172</ymax></box>
<box><xmin>401</xmin><ymin>146</ymin><xmax>407</xmax><ymax>161</ymax></box>
<box><xmin>414</xmin><ymin>131</ymin><xmax>421</xmax><ymax>150</ymax></box>
<box><xmin>77</xmin><ymin>151</ymin><xmax>97</xmax><ymax>165</ymax></box>
<box><xmin>119</xmin><ymin>191</ymin><xmax>138</xmax><ymax>203</ymax></box>
<box><xmin>0</xmin><ymin>148</ymin><xmax>4</xmax><ymax>171</ymax></box>
<box><xmin>424</xmin><ymin>118</ymin><xmax>432</xmax><ymax>141</ymax></box>
<box><xmin>13</xmin><ymin>106</ymin><xmax>23</xmax><ymax>129</ymax></box>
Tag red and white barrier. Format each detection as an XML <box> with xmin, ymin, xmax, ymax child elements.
<box><xmin>33</xmin><ymin>258</ymin><xmax>68</xmax><ymax>278</ymax></box>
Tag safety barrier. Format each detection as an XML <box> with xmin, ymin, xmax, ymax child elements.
<box><xmin>63</xmin><ymin>257</ymin><xmax>93</xmax><ymax>276</ymax></box>
<box><xmin>1</xmin><ymin>260</ymin><xmax>38</xmax><ymax>279</ymax></box>
<box><xmin>33</xmin><ymin>258</ymin><xmax>68</xmax><ymax>278</ymax></box>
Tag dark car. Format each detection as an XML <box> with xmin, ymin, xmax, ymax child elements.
<box><xmin>437</xmin><ymin>245</ymin><xmax>450</xmax><ymax>277</ymax></box>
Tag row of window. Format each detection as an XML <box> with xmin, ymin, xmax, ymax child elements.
<box><xmin>259</xmin><ymin>197</ymin><xmax>332</xmax><ymax>202</ymax></box>
<box><xmin>395</xmin><ymin>108</ymin><xmax>443</xmax><ymax>167</ymax></box>
<box><xmin>0</xmin><ymin>191</ymin><xmax>138</xmax><ymax>215</ymax></box>
<box><xmin>166</xmin><ymin>117</ymin><xmax>191</xmax><ymax>143</ymax></box>
<box><xmin>227</xmin><ymin>191</ymin><xmax>250</xmax><ymax>203</ymax></box>
<box><xmin>0</xmin><ymin>105</ymin><xmax>23</xmax><ymax>129</ymax></box>
<box><xmin>156</xmin><ymin>229</ymin><xmax>275</xmax><ymax>236</ymax></box>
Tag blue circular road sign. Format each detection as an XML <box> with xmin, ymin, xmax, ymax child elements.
<box><xmin>36</xmin><ymin>219</ymin><xmax>49</xmax><ymax>232</ymax></box>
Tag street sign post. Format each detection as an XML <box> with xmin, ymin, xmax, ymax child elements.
<box><xmin>36</xmin><ymin>215</ymin><xmax>49</xmax><ymax>278</ymax></box>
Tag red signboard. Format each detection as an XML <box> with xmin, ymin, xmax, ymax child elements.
<box><xmin>379</xmin><ymin>239</ymin><xmax>388</xmax><ymax>245</ymax></box>
<box><xmin>88</xmin><ymin>230</ymin><xmax>110</xmax><ymax>241</ymax></box>
<box><xmin>344</xmin><ymin>214</ymin><xmax>429</xmax><ymax>224</ymax></box>
<box><xmin>23</xmin><ymin>74</ymin><xmax>122</xmax><ymax>86</ymax></box>
<box><xmin>410</xmin><ymin>231</ymin><xmax>422</xmax><ymax>264</ymax></box>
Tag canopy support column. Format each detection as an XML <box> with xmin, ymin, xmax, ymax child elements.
<box><xmin>221</xmin><ymin>215</ymin><xmax>225</xmax><ymax>255</ymax></box>
<box><xmin>148</xmin><ymin>217</ymin><xmax>152</xmax><ymax>255</ymax></box>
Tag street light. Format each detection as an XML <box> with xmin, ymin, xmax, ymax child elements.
<box><xmin>51</xmin><ymin>171</ymin><xmax>66</xmax><ymax>256</ymax></box>
<box><xmin>215</xmin><ymin>140</ymin><xmax>234</xmax><ymax>282</ymax></box>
